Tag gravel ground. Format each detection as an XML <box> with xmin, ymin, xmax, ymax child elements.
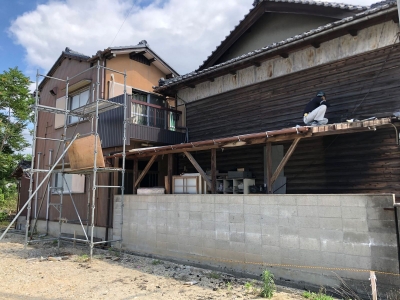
<box><xmin>0</xmin><ymin>232</ymin><xmax>305</xmax><ymax>300</ymax></box>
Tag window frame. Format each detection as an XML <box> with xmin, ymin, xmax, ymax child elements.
<box><xmin>67</xmin><ymin>88</ymin><xmax>91</xmax><ymax>125</ymax></box>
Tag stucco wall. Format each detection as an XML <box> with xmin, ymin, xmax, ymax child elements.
<box><xmin>218</xmin><ymin>13</ymin><xmax>336</xmax><ymax>63</ymax></box>
<box><xmin>178</xmin><ymin>20</ymin><xmax>399</xmax><ymax>103</ymax></box>
<box><xmin>114</xmin><ymin>194</ymin><xmax>399</xmax><ymax>294</ymax></box>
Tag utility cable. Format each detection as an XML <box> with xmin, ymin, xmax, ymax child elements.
<box><xmin>110</xmin><ymin>3</ymin><xmax>136</xmax><ymax>47</ymax></box>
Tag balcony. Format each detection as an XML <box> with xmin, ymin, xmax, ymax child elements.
<box><xmin>99</xmin><ymin>95</ymin><xmax>186</xmax><ymax>148</ymax></box>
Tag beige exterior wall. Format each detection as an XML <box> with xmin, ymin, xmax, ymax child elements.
<box><xmin>105</xmin><ymin>55</ymin><xmax>166</xmax><ymax>99</ymax></box>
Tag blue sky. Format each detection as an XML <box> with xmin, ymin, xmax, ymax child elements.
<box><xmin>0</xmin><ymin>1</ymin><xmax>46</xmax><ymax>74</ymax></box>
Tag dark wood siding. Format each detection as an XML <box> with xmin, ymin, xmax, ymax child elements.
<box><xmin>179</xmin><ymin>127</ymin><xmax>400</xmax><ymax>195</ymax></box>
<box><xmin>182</xmin><ymin>44</ymin><xmax>400</xmax><ymax>195</ymax></box>
<box><xmin>186</xmin><ymin>44</ymin><xmax>400</xmax><ymax>142</ymax></box>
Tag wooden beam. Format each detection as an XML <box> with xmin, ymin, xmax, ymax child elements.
<box><xmin>270</xmin><ymin>138</ymin><xmax>301</xmax><ymax>189</ymax></box>
<box><xmin>253</xmin><ymin>62</ymin><xmax>261</xmax><ymax>67</ymax></box>
<box><xmin>230</xmin><ymin>71</ymin><xmax>237</xmax><ymax>75</ymax></box>
<box><xmin>183</xmin><ymin>151</ymin><xmax>212</xmax><ymax>189</ymax></box>
<box><xmin>133</xmin><ymin>157</ymin><xmax>138</xmax><ymax>194</ymax></box>
<box><xmin>148</xmin><ymin>58</ymin><xmax>156</xmax><ymax>63</ymax></box>
<box><xmin>280</xmin><ymin>53</ymin><xmax>289</xmax><ymax>59</ymax></box>
<box><xmin>266</xmin><ymin>142</ymin><xmax>272</xmax><ymax>194</ymax></box>
<box><xmin>211</xmin><ymin>148</ymin><xmax>217</xmax><ymax>194</ymax></box>
<box><xmin>208</xmin><ymin>78</ymin><xmax>215</xmax><ymax>82</ymax></box>
<box><xmin>168</xmin><ymin>154</ymin><xmax>173</xmax><ymax>194</ymax></box>
<box><xmin>186</xmin><ymin>84</ymin><xmax>195</xmax><ymax>89</ymax></box>
<box><xmin>134</xmin><ymin>155</ymin><xmax>157</xmax><ymax>189</ymax></box>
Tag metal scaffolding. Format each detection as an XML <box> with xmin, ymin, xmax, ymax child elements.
<box><xmin>0</xmin><ymin>61</ymin><xmax>127</xmax><ymax>258</ymax></box>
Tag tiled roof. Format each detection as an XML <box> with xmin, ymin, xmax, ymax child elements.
<box><xmin>63</xmin><ymin>47</ymin><xmax>90</xmax><ymax>60</ymax></box>
<box><xmin>156</xmin><ymin>1</ymin><xmax>395</xmax><ymax>91</ymax></box>
<box><xmin>197</xmin><ymin>0</ymin><xmax>368</xmax><ymax>72</ymax></box>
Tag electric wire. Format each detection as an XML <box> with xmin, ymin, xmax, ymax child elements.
<box><xmin>110</xmin><ymin>2</ymin><xmax>136</xmax><ymax>47</ymax></box>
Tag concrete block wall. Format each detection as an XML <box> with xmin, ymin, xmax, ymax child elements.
<box><xmin>114</xmin><ymin>194</ymin><xmax>399</xmax><ymax>292</ymax></box>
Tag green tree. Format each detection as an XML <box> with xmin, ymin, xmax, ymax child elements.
<box><xmin>0</xmin><ymin>67</ymin><xmax>34</xmax><ymax>211</ymax></box>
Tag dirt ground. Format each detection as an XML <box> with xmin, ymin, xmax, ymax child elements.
<box><xmin>0</xmin><ymin>233</ymin><xmax>305</xmax><ymax>300</ymax></box>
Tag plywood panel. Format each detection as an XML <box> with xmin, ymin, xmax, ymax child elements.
<box><xmin>67</xmin><ymin>135</ymin><xmax>105</xmax><ymax>170</ymax></box>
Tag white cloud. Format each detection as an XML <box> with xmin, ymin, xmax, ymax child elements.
<box><xmin>9</xmin><ymin>0</ymin><xmax>381</xmax><ymax>76</ymax></box>
<box><xmin>9</xmin><ymin>0</ymin><xmax>254</xmax><ymax>75</ymax></box>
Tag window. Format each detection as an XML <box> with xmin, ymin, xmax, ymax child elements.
<box><xmin>130</xmin><ymin>89</ymin><xmax>177</xmax><ymax>130</ymax></box>
<box><xmin>53</xmin><ymin>173</ymin><xmax>85</xmax><ymax>194</ymax></box>
<box><xmin>68</xmin><ymin>89</ymin><xmax>90</xmax><ymax>124</ymax></box>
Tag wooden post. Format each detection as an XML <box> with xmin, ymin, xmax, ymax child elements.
<box><xmin>211</xmin><ymin>149</ymin><xmax>217</xmax><ymax>194</ymax></box>
<box><xmin>134</xmin><ymin>155</ymin><xmax>158</xmax><ymax>189</ymax></box>
<box><xmin>266</xmin><ymin>142</ymin><xmax>272</xmax><ymax>194</ymax></box>
<box><xmin>370</xmin><ymin>271</ymin><xmax>377</xmax><ymax>300</ymax></box>
<box><xmin>270</xmin><ymin>138</ymin><xmax>301</xmax><ymax>191</ymax></box>
<box><xmin>168</xmin><ymin>154</ymin><xmax>173</xmax><ymax>194</ymax></box>
<box><xmin>183</xmin><ymin>151</ymin><xmax>212</xmax><ymax>190</ymax></box>
<box><xmin>73</xmin><ymin>231</ymin><xmax>76</xmax><ymax>248</ymax></box>
<box><xmin>133</xmin><ymin>157</ymin><xmax>138</xmax><ymax>194</ymax></box>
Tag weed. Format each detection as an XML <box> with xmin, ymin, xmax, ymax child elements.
<box><xmin>244</xmin><ymin>281</ymin><xmax>258</xmax><ymax>295</ymax></box>
<box><xmin>108</xmin><ymin>247</ymin><xmax>121</xmax><ymax>257</ymax></box>
<box><xmin>152</xmin><ymin>259</ymin><xmax>162</xmax><ymax>265</ymax></box>
<box><xmin>260</xmin><ymin>269</ymin><xmax>275</xmax><ymax>298</ymax></box>
<box><xmin>226</xmin><ymin>281</ymin><xmax>233</xmax><ymax>296</ymax></box>
<box><xmin>207</xmin><ymin>272</ymin><xmax>220</xmax><ymax>279</ymax></box>
<box><xmin>76</xmin><ymin>254</ymin><xmax>89</xmax><ymax>262</ymax></box>
<box><xmin>302</xmin><ymin>288</ymin><xmax>334</xmax><ymax>300</ymax></box>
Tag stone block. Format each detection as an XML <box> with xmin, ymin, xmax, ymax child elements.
<box><xmin>299</xmin><ymin>237</ymin><xmax>321</xmax><ymax>251</ymax></box>
<box><xmin>215</xmin><ymin>222</ymin><xmax>229</xmax><ymax>232</ymax></box>
<box><xmin>318</xmin><ymin>206</ymin><xmax>342</xmax><ymax>218</ymax></box>
<box><xmin>320</xmin><ymin>230</ymin><xmax>343</xmax><ymax>241</ymax></box>
<box><xmin>279</xmin><ymin>206</ymin><xmax>298</xmax><ymax>217</ymax></box>
<box><xmin>245</xmin><ymin>223</ymin><xmax>262</xmax><ymax>234</ymax></box>
<box><xmin>202</xmin><ymin>230</ymin><xmax>216</xmax><ymax>240</ymax></box>
<box><xmin>228</xmin><ymin>195</ymin><xmax>243</xmax><ymax>204</ymax></box>
<box><xmin>230</xmin><ymin>223</ymin><xmax>244</xmax><ymax>232</ymax></box>
<box><xmin>279</xmin><ymin>226</ymin><xmax>299</xmax><ymax>236</ymax></box>
<box><xmin>230</xmin><ymin>241</ymin><xmax>246</xmax><ymax>253</ymax></box>
<box><xmin>320</xmin><ymin>240</ymin><xmax>343</xmax><ymax>253</ymax></box>
<box><xmin>245</xmin><ymin>252</ymin><xmax>263</xmax><ymax>264</ymax></box>
<box><xmin>230</xmin><ymin>232</ymin><xmax>245</xmax><ymax>243</ymax></box>
<box><xmin>371</xmin><ymin>245</ymin><xmax>398</xmax><ymax>260</ymax></box>
<box><xmin>367</xmin><ymin>208</ymin><xmax>395</xmax><ymax>221</ymax></box>
<box><xmin>296</xmin><ymin>217</ymin><xmax>320</xmax><ymax>228</ymax></box>
<box><xmin>280</xmin><ymin>235</ymin><xmax>299</xmax><ymax>249</ymax></box>
<box><xmin>367</xmin><ymin>195</ymin><xmax>395</xmax><ymax>207</ymax></box>
<box><xmin>216</xmin><ymin>231</ymin><xmax>230</xmax><ymax>241</ymax></box>
<box><xmin>157</xmin><ymin>202</ymin><xmax>168</xmax><ymax>211</ymax></box>
<box><xmin>244</xmin><ymin>195</ymin><xmax>260</xmax><ymax>205</ymax></box>
<box><xmin>189</xmin><ymin>228</ymin><xmax>202</xmax><ymax>237</ymax></box>
<box><xmin>245</xmin><ymin>243</ymin><xmax>263</xmax><ymax>255</ymax></box>
<box><xmin>371</xmin><ymin>257</ymin><xmax>399</xmax><ymax>274</ymax></box>
<box><xmin>215</xmin><ymin>239</ymin><xmax>230</xmax><ymax>251</ymax></box>
<box><xmin>202</xmin><ymin>247</ymin><xmax>216</xmax><ymax>258</ymax></box>
<box><xmin>201</xmin><ymin>195</ymin><xmax>215</xmax><ymax>203</ymax></box>
<box><xmin>229</xmin><ymin>213</ymin><xmax>244</xmax><ymax>223</ymax></box>
<box><xmin>341</xmin><ymin>207</ymin><xmax>367</xmax><ymax>220</ymax></box>
<box><xmin>203</xmin><ymin>238</ymin><xmax>216</xmax><ymax>249</ymax></box>
<box><xmin>318</xmin><ymin>197</ymin><xmax>341</xmax><ymax>206</ymax></box>
<box><xmin>178</xmin><ymin>202</ymin><xmax>190</xmax><ymax>211</ymax></box>
<box><xmin>321</xmin><ymin>252</ymin><xmax>346</xmax><ymax>268</ymax></box>
<box><xmin>214</xmin><ymin>195</ymin><xmax>230</xmax><ymax>204</ymax></box>
<box><xmin>344</xmin><ymin>255</ymin><xmax>371</xmax><ymax>270</ymax></box>
<box><xmin>367</xmin><ymin>219</ymin><xmax>397</xmax><ymax>233</ymax></box>
<box><xmin>178</xmin><ymin>226</ymin><xmax>190</xmax><ymax>236</ymax></box>
<box><xmin>262</xmin><ymin>245</ymin><xmax>281</xmax><ymax>264</ymax></box>
<box><xmin>296</xmin><ymin>197</ymin><xmax>318</xmax><ymax>206</ymax></box>
<box><xmin>300</xmin><ymin>249</ymin><xmax>323</xmax><ymax>267</ymax></box>
<box><xmin>260</xmin><ymin>205</ymin><xmax>279</xmax><ymax>216</ymax></box>
<box><xmin>342</xmin><ymin>219</ymin><xmax>368</xmax><ymax>232</ymax></box>
<box><xmin>261</xmin><ymin>234</ymin><xmax>280</xmax><ymax>247</ymax></box>
<box><xmin>189</xmin><ymin>202</ymin><xmax>202</xmax><ymax>212</ymax></box>
<box><xmin>343</xmin><ymin>232</ymin><xmax>370</xmax><ymax>244</ymax></box>
<box><xmin>343</xmin><ymin>243</ymin><xmax>371</xmax><ymax>257</ymax></box>
<box><xmin>260</xmin><ymin>197</ymin><xmax>278</xmax><ymax>205</ymax></box>
<box><xmin>202</xmin><ymin>203</ymin><xmax>214</xmax><ymax>212</ymax></box>
<box><xmin>189</xmin><ymin>211</ymin><xmax>202</xmax><ymax>221</ymax></box>
<box><xmin>369</xmin><ymin>232</ymin><xmax>397</xmax><ymax>246</ymax></box>
<box><xmin>202</xmin><ymin>212</ymin><xmax>215</xmax><ymax>221</ymax></box>
<box><xmin>215</xmin><ymin>212</ymin><xmax>229</xmax><ymax>223</ymax></box>
<box><xmin>245</xmin><ymin>232</ymin><xmax>261</xmax><ymax>244</ymax></box>
<box><xmin>278</xmin><ymin>217</ymin><xmax>299</xmax><ymax>227</ymax></box>
<box><xmin>244</xmin><ymin>204</ymin><xmax>260</xmax><ymax>214</ymax></box>
<box><xmin>341</xmin><ymin>197</ymin><xmax>367</xmax><ymax>207</ymax></box>
<box><xmin>319</xmin><ymin>217</ymin><xmax>342</xmax><ymax>230</ymax></box>
<box><xmin>229</xmin><ymin>204</ymin><xmax>244</xmax><ymax>214</ymax></box>
<box><xmin>260</xmin><ymin>216</ymin><xmax>279</xmax><ymax>225</ymax></box>
<box><xmin>202</xmin><ymin>221</ymin><xmax>215</xmax><ymax>231</ymax></box>
<box><xmin>298</xmin><ymin>206</ymin><xmax>319</xmax><ymax>217</ymax></box>
<box><xmin>278</xmin><ymin>197</ymin><xmax>297</xmax><ymax>206</ymax></box>
<box><xmin>156</xmin><ymin>224</ymin><xmax>166</xmax><ymax>234</ymax></box>
<box><xmin>215</xmin><ymin>203</ymin><xmax>229</xmax><ymax>213</ymax></box>
<box><xmin>244</xmin><ymin>214</ymin><xmax>261</xmax><ymax>224</ymax></box>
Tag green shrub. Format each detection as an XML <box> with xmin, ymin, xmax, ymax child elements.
<box><xmin>302</xmin><ymin>288</ymin><xmax>334</xmax><ymax>300</ymax></box>
<box><xmin>260</xmin><ymin>270</ymin><xmax>275</xmax><ymax>298</ymax></box>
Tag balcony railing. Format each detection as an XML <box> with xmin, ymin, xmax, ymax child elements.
<box><xmin>128</xmin><ymin>100</ymin><xmax>181</xmax><ymax>131</ymax></box>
